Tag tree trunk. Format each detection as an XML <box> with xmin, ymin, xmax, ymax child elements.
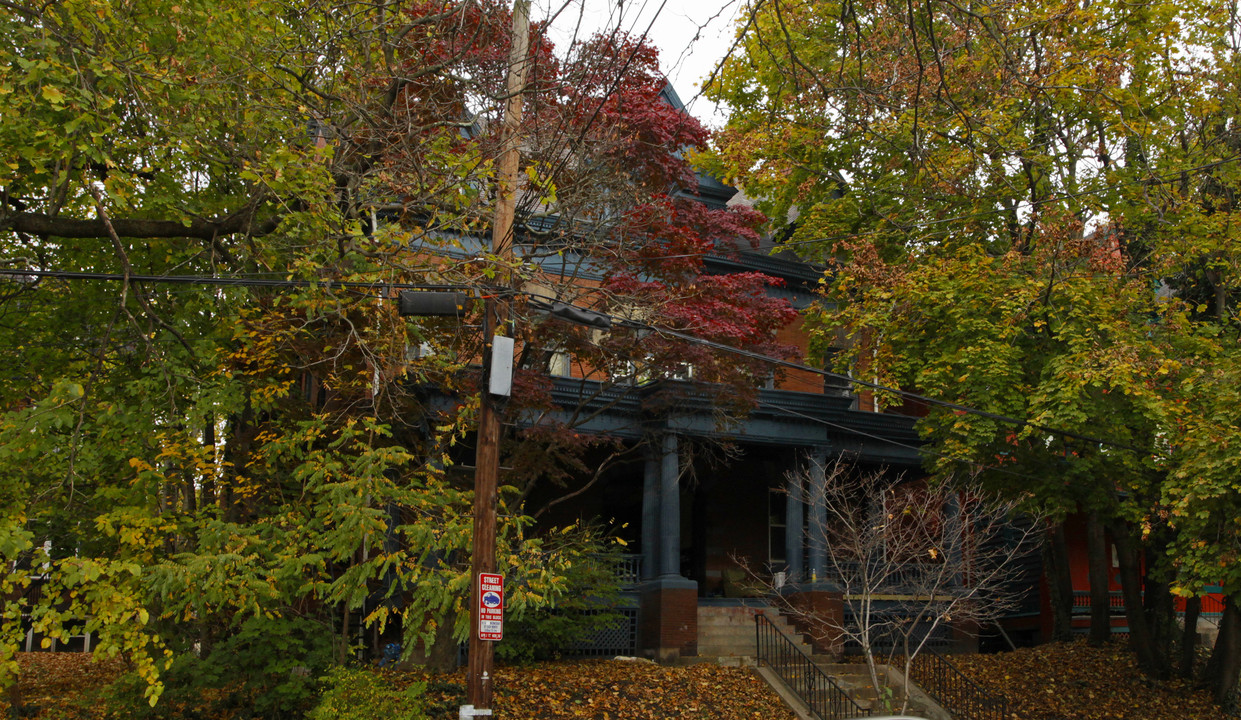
<box><xmin>423</xmin><ymin>612</ymin><xmax>461</xmax><ymax>673</ymax></box>
<box><xmin>1142</xmin><ymin>529</ymin><xmax>1177</xmax><ymax>669</ymax></box>
<box><xmin>6</xmin><ymin>678</ymin><xmax>22</xmax><ymax>719</ymax></box>
<box><xmin>1043</xmin><ymin>521</ymin><xmax>1075</xmax><ymax>642</ymax></box>
<box><xmin>1181</xmin><ymin>596</ymin><xmax>1201</xmax><ymax>679</ymax></box>
<box><xmin>1085</xmin><ymin>512</ymin><xmax>1112</xmax><ymax>646</ymax></box>
<box><xmin>1110</xmin><ymin>520</ymin><xmax>1168</xmax><ymax>678</ymax></box>
<box><xmin>1205</xmin><ymin>595</ymin><xmax>1241</xmax><ymax>709</ymax></box>
<box><xmin>201</xmin><ymin>414</ymin><xmax>216</xmax><ymax>508</ymax></box>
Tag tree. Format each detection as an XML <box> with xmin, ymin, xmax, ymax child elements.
<box><xmin>755</xmin><ymin>460</ymin><xmax>1041</xmax><ymax>715</ymax></box>
<box><xmin>0</xmin><ymin>0</ymin><xmax>799</xmax><ymax>707</ymax></box>
<box><xmin>705</xmin><ymin>0</ymin><xmax>1241</xmax><ymax>692</ymax></box>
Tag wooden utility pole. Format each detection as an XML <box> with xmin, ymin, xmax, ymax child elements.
<box><xmin>466</xmin><ymin>0</ymin><xmax>530</xmax><ymax>712</ymax></box>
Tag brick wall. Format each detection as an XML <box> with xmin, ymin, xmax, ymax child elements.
<box><xmin>639</xmin><ymin>584</ymin><xmax>698</xmax><ymax>661</ymax></box>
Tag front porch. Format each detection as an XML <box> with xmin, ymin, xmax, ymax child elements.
<box><xmin>529</xmin><ymin>377</ymin><xmax>925</xmax><ymax>661</ymax></box>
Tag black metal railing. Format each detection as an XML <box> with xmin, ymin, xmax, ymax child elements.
<box><xmin>755</xmin><ymin>613</ymin><xmax>870</xmax><ymax>720</ymax></box>
<box><xmin>909</xmin><ymin>647</ymin><xmax>1008</xmax><ymax>720</ymax></box>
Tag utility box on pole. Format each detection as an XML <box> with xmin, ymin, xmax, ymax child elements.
<box><xmin>398</xmin><ymin>291</ymin><xmax>467</xmax><ymax>317</ymax></box>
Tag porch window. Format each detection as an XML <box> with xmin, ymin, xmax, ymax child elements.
<box><xmin>768</xmin><ymin>488</ymin><xmax>786</xmax><ymax>566</ymax></box>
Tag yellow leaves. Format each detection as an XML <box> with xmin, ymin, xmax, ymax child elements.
<box><xmin>40</xmin><ymin>86</ymin><xmax>65</xmax><ymax>105</ymax></box>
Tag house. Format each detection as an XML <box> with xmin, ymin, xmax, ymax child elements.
<box><xmin>399</xmin><ymin>80</ymin><xmax>970</xmax><ymax>663</ymax></box>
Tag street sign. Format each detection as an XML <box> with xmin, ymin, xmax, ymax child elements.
<box><xmin>478</xmin><ymin>573</ymin><xmax>504</xmax><ymax>641</ymax></box>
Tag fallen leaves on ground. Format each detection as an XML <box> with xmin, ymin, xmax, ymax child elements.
<box><xmin>0</xmin><ymin>652</ymin><xmax>127</xmax><ymax>718</ymax></box>
<box><xmin>0</xmin><ymin>653</ymin><xmax>795</xmax><ymax>720</ymax></box>
<box><xmin>413</xmin><ymin>659</ymin><xmax>799</xmax><ymax>720</ymax></box>
<box><xmin>3</xmin><ymin>643</ymin><xmax>1228</xmax><ymax>720</ymax></box>
<box><xmin>951</xmin><ymin>640</ymin><xmax>1226</xmax><ymax>720</ymax></box>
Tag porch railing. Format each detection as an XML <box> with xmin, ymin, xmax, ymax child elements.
<box><xmin>1072</xmin><ymin>589</ymin><xmax>1226</xmax><ymax>626</ymax></box>
<box><xmin>615</xmin><ymin>554</ymin><xmax>642</xmax><ymax>589</ymax></box>
<box><xmin>909</xmin><ymin>647</ymin><xmax>1009</xmax><ymax>720</ymax></box>
<box><xmin>755</xmin><ymin>613</ymin><xmax>870</xmax><ymax>720</ymax></box>
<box><xmin>1071</xmin><ymin>590</ymin><xmax>1126</xmax><ymax>615</ymax></box>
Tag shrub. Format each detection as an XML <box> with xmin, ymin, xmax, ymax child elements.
<box><xmin>101</xmin><ymin>614</ymin><xmax>336</xmax><ymax>720</ymax></box>
<box><xmin>307</xmin><ymin>667</ymin><xmax>426</xmax><ymax>720</ymax></box>
<box><xmin>496</xmin><ymin>549</ymin><xmax>625</xmax><ymax>664</ymax></box>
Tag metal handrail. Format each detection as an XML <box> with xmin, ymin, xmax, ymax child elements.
<box><xmin>909</xmin><ymin>647</ymin><xmax>1009</xmax><ymax>720</ymax></box>
<box><xmin>755</xmin><ymin>613</ymin><xmax>871</xmax><ymax>720</ymax></box>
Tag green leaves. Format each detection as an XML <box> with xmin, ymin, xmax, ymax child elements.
<box><xmin>711</xmin><ymin>0</ymin><xmax>1241</xmax><ymax>602</ymax></box>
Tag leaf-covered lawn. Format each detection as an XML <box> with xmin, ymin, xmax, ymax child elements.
<box><xmin>953</xmin><ymin>640</ymin><xmax>1227</xmax><ymax>720</ymax></box>
<box><xmin>417</xmin><ymin>659</ymin><xmax>798</xmax><ymax>719</ymax></box>
<box><xmin>1</xmin><ymin>643</ymin><xmax>1230</xmax><ymax>720</ymax></box>
<box><xmin>0</xmin><ymin>654</ymin><xmax>795</xmax><ymax>720</ymax></box>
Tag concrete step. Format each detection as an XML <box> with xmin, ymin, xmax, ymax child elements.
<box><xmin>698</xmin><ymin>606</ymin><xmax>814</xmax><ymax>658</ymax></box>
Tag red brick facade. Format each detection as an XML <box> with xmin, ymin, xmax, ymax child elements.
<box><xmin>639</xmin><ymin>583</ymin><xmax>698</xmax><ymax>661</ymax></box>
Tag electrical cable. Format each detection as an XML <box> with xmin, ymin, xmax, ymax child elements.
<box><xmin>0</xmin><ymin>265</ymin><xmax>1154</xmax><ymax>457</ymax></box>
<box><xmin>0</xmin><ymin>269</ymin><xmax>469</xmax><ymax>293</ymax></box>
<box><xmin>522</xmin><ymin>289</ymin><xmax>1153</xmax><ymax>455</ymax></box>
<box><xmin>557</xmin><ymin>318</ymin><xmax>1062</xmax><ymax>484</ymax></box>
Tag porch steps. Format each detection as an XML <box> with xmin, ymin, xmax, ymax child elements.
<box><xmin>697</xmin><ymin>606</ymin><xmax>811</xmax><ymax>662</ymax></box>
<box><xmin>777</xmin><ymin>662</ymin><xmax>950</xmax><ymax>720</ymax></box>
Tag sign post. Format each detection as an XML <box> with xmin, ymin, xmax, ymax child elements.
<box><xmin>478</xmin><ymin>573</ymin><xmax>504</xmax><ymax>641</ymax></box>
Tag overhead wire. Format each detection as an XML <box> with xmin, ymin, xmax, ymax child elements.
<box><xmin>0</xmin><ymin>269</ymin><xmax>1154</xmax><ymax>458</ymax></box>
<box><xmin>0</xmin><ymin>269</ymin><xmax>468</xmax><ymax>295</ymax></box>
<box><xmin>552</xmin><ymin>310</ymin><xmax>1058</xmax><ymax>483</ymax></box>
<box><xmin>522</xmin><ymin>289</ymin><xmax>1152</xmax><ymax>456</ymax></box>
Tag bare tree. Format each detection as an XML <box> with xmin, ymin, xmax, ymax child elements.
<box><xmin>767</xmin><ymin>459</ymin><xmax>1043</xmax><ymax>715</ymax></box>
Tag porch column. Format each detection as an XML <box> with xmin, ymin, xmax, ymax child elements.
<box><xmin>784</xmin><ymin>471</ymin><xmax>804</xmax><ymax>583</ymax></box>
<box><xmin>659</xmin><ymin>432</ymin><xmax>681</xmax><ymax>577</ymax></box>
<box><xmin>807</xmin><ymin>450</ymin><xmax>828</xmax><ymax>583</ymax></box>
<box><xmin>638</xmin><ymin>431</ymin><xmax>697</xmax><ymax>662</ymax></box>
<box><xmin>641</xmin><ymin>451</ymin><xmax>660</xmax><ymax>581</ymax></box>
<box><xmin>784</xmin><ymin>447</ymin><xmax>844</xmax><ymax>658</ymax></box>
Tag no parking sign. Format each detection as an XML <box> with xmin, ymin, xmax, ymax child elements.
<box><xmin>478</xmin><ymin>573</ymin><xmax>504</xmax><ymax>641</ymax></box>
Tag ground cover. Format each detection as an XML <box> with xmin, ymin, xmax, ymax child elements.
<box><xmin>0</xmin><ymin>642</ymin><xmax>1228</xmax><ymax>719</ymax></box>
<box><xmin>953</xmin><ymin>640</ymin><xmax>1227</xmax><ymax>720</ymax></box>
<box><xmin>0</xmin><ymin>654</ymin><xmax>795</xmax><ymax>719</ymax></box>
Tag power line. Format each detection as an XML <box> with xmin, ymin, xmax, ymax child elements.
<box><xmin>523</xmin><ymin>291</ymin><xmax>1152</xmax><ymax>455</ymax></box>
<box><xmin>560</xmin><ymin>311</ymin><xmax>1065</xmax><ymax>483</ymax></box>
<box><xmin>0</xmin><ymin>269</ymin><xmax>468</xmax><ymax>294</ymax></box>
<box><xmin>0</xmin><ymin>266</ymin><xmax>1152</xmax><ymax>457</ymax></box>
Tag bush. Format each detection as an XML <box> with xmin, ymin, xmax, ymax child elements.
<box><xmin>102</xmin><ymin>614</ymin><xmax>337</xmax><ymax>720</ymax></box>
<box><xmin>307</xmin><ymin>667</ymin><xmax>426</xmax><ymax>720</ymax></box>
<box><xmin>496</xmin><ymin>550</ymin><xmax>625</xmax><ymax>664</ymax></box>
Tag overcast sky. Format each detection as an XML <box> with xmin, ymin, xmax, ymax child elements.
<box><xmin>540</xmin><ymin>0</ymin><xmax>745</xmax><ymax>126</ymax></box>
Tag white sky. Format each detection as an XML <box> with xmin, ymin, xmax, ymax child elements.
<box><xmin>540</xmin><ymin>0</ymin><xmax>745</xmax><ymax>127</ymax></box>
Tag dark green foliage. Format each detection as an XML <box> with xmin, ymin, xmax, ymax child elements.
<box><xmin>496</xmin><ymin>550</ymin><xmax>625</xmax><ymax>664</ymax></box>
<box><xmin>103</xmin><ymin>615</ymin><xmax>336</xmax><ymax>720</ymax></box>
<box><xmin>307</xmin><ymin>667</ymin><xmax>426</xmax><ymax>720</ymax></box>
